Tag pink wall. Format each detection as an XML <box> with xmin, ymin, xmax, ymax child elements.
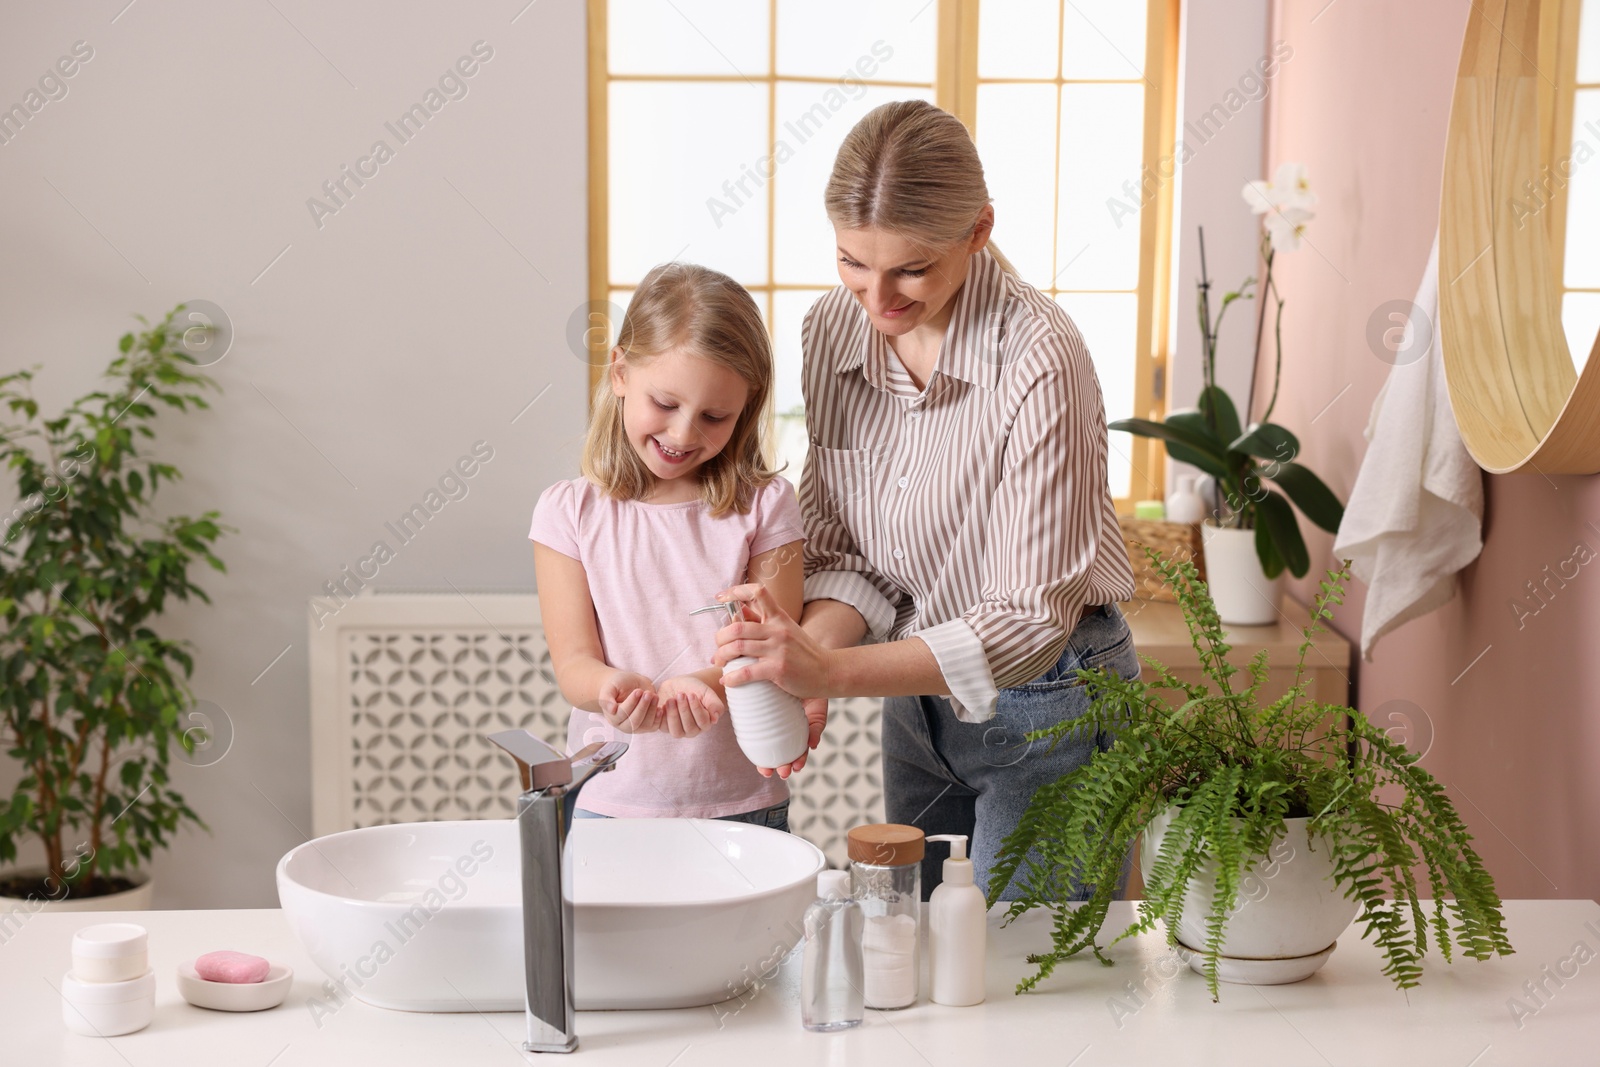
<box><xmin>1258</xmin><ymin>0</ymin><xmax>1599</xmax><ymax>902</ymax></box>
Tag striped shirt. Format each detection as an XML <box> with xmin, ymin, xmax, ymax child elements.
<box><xmin>798</xmin><ymin>246</ymin><xmax>1136</xmax><ymax>723</ymax></box>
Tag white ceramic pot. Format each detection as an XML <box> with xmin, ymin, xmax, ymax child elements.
<box><xmin>0</xmin><ymin>869</ymin><xmax>153</xmax><ymax>914</ymax></box>
<box><xmin>1140</xmin><ymin>808</ymin><xmax>1358</xmax><ymax>985</ymax></box>
<box><xmin>1200</xmin><ymin>521</ymin><xmax>1282</xmax><ymax>626</ymax></box>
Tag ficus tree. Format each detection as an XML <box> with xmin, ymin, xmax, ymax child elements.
<box><xmin>0</xmin><ymin>305</ymin><xmax>226</xmax><ymax>898</ymax></box>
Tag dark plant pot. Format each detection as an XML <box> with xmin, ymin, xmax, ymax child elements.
<box><xmin>0</xmin><ymin>868</ymin><xmax>153</xmax><ymax>914</ymax></box>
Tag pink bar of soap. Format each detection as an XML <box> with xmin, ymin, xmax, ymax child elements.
<box><xmin>194</xmin><ymin>950</ymin><xmax>271</xmax><ymax>984</ymax></box>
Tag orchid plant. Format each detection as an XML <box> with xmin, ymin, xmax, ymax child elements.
<box><xmin>1109</xmin><ymin>163</ymin><xmax>1343</xmax><ymax>579</ymax></box>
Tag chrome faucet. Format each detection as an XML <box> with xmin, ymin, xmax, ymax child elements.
<box><xmin>486</xmin><ymin>730</ymin><xmax>627</xmax><ymax>1055</ymax></box>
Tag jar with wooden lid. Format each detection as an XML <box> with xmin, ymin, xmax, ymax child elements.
<box><xmin>847</xmin><ymin>823</ymin><xmax>924</xmax><ymax>1009</ymax></box>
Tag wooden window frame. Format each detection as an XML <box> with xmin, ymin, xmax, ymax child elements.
<box><xmin>1546</xmin><ymin>0</ymin><xmax>1597</xmax><ymax>318</ymax></box>
<box><xmin>585</xmin><ymin>0</ymin><xmax>1180</xmax><ymax>512</ymax></box>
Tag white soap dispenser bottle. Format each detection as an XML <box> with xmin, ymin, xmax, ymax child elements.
<box><xmin>688</xmin><ymin>602</ymin><xmax>809</xmax><ymax>768</ymax></box>
<box><xmin>1165</xmin><ymin>474</ymin><xmax>1207</xmax><ymax>524</ymax></box>
<box><xmin>925</xmin><ymin>834</ymin><xmax>986</xmax><ymax>1006</ymax></box>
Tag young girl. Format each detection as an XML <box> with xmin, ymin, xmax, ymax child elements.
<box><xmin>529</xmin><ymin>262</ymin><xmax>808</xmax><ymax>828</ymax></box>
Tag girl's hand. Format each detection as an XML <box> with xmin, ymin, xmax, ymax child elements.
<box><xmin>711</xmin><ymin>583</ymin><xmax>834</xmax><ymax>698</ymax></box>
<box><xmin>657</xmin><ymin>674</ymin><xmax>726</xmax><ymax>740</ymax></box>
<box><xmin>755</xmin><ymin>697</ymin><xmax>828</xmax><ymax>780</ymax></box>
<box><xmin>597</xmin><ymin>670</ymin><xmax>661</xmax><ymax>733</ymax></box>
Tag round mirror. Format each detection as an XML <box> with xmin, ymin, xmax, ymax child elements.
<box><xmin>1440</xmin><ymin>0</ymin><xmax>1600</xmax><ymax>473</ymax></box>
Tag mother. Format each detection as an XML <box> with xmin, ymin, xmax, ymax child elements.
<box><xmin>714</xmin><ymin>100</ymin><xmax>1140</xmax><ymax>900</ymax></box>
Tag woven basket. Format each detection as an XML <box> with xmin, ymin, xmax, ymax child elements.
<box><xmin>1118</xmin><ymin>515</ymin><xmax>1206</xmax><ymax>602</ymax></box>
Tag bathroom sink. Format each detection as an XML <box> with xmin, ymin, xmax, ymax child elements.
<box><xmin>276</xmin><ymin>818</ymin><xmax>825</xmax><ymax>1011</ymax></box>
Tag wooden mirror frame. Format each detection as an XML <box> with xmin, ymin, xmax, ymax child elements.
<box><xmin>1440</xmin><ymin>0</ymin><xmax>1600</xmax><ymax>473</ymax></box>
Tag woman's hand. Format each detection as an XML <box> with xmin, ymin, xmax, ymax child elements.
<box><xmin>596</xmin><ymin>670</ymin><xmax>661</xmax><ymax>733</ymax></box>
<box><xmin>656</xmin><ymin>674</ymin><xmax>726</xmax><ymax>739</ymax></box>
<box><xmin>712</xmin><ymin>583</ymin><xmax>835</xmax><ymax>778</ymax></box>
<box><xmin>712</xmin><ymin>583</ymin><xmax>835</xmax><ymax>698</ymax></box>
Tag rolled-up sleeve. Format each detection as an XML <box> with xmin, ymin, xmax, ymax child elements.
<box><xmin>909</xmin><ymin>617</ymin><xmax>996</xmax><ymax>722</ymax></box>
<box><xmin>911</xmin><ymin>352</ymin><xmax>1109</xmax><ymax>722</ymax></box>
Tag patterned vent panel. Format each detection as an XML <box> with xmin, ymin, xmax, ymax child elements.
<box><xmin>344</xmin><ymin>629</ymin><xmax>884</xmax><ymax>867</ymax></box>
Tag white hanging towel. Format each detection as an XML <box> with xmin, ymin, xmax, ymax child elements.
<box><xmin>1332</xmin><ymin>233</ymin><xmax>1484</xmax><ymax>661</ymax></box>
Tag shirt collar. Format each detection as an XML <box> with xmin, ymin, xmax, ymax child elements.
<box><xmin>836</xmin><ymin>247</ymin><xmax>1007</xmax><ymax>393</ymax></box>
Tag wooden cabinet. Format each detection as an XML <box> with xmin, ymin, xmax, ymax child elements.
<box><xmin>1118</xmin><ymin>594</ymin><xmax>1351</xmax><ymax>709</ymax></box>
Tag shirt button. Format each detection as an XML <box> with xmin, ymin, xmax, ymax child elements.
<box><xmin>908</xmin><ymin>409</ymin><xmax>922</xmax><ymax>419</ymax></box>
<box><xmin>897</xmin><ymin>476</ymin><xmax>909</xmax><ymax>489</ymax></box>
<box><xmin>892</xmin><ymin>548</ymin><xmax>905</xmax><ymax>560</ymax></box>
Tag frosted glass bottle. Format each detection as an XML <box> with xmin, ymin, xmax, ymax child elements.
<box><xmin>800</xmin><ymin>870</ymin><xmax>864</xmax><ymax>1032</ymax></box>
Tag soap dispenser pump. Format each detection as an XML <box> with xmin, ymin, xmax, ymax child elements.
<box><xmin>925</xmin><ymin>834</ymin><xmax>986</xmax><ymax>1006</ymax></box>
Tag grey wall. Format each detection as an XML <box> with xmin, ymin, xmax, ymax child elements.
<box><xmin>0</xmin><ymin>0</ymin><xmax>589</xmax><ymax>907</ymax></box>
<box><xmin>0</xmin><ymin>0</ymin><xmax>1271</xmax><ymax>908</ymax></box>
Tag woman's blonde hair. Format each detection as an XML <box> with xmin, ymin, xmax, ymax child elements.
<box><xmin>582</xmin><ymin>262</ymin><xmax>779</xmax><ymax>517</ymax></box>
<box><xmin>824</xmin><ymin>99</ymin><xmax>1020</xmax><ymax>276</ymax></box>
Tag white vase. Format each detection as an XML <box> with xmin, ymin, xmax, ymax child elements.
<box><xmin>0</xmin><ymin>868</ymin><xmax>153</xmax><ymax>914</ymax></box>
<box><xmin>1141</xmin><ymin>809</ymin><xmax>1357</xmax><ymax>985</ymax></box>
<box><xmin>1200</xmin><ymin>520</ymin><xmax>1282</xmax><ymax>626</ymax></box>
<box><xmin>722</xmin><ymin>658</ymin><xmax>810</xmax><ymax>768</ymax></box>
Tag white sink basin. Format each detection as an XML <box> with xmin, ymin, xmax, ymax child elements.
<box><xmin>276</xmin><ymin>818</ymin><xmax>825</xmax><ymax>1011</ymax></box>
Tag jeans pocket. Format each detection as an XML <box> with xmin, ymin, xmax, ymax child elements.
<box><xmin>993</xmin><ymin>619</ymin><xmax>1136</xmax><ymax>761</ymax></box>
<box><xmin>763</xmin><ymin>802</ymin><xmax>790</xmax><ymax>832</ymax></box>
<box><xmin>1010</xmin><ymin>628</ymin><xmax>1131</xmax><ymax>694</ymax></box>
<box><xmin>989</xmin><ymin>679</ymin><xmax>1099</xmax><ymax>772</ymax></box>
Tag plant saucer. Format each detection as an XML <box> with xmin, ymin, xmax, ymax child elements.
<box><xmin>1175</xmin><ymin>938</ymin><xmax>1338</xmax><ymax>986</ymax></box>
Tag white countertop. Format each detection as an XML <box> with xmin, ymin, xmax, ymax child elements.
<box><xmin>5</xmin><ymin>901</ymin><xmax>1598</xmax><ymax>1066</ymax></box>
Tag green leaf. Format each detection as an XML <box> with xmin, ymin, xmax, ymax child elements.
<box><xmin>1230</xmin><ymin>422</ymin><xmax>1300</xmax><ymax>462</ymax></box>
<box><xmin>1162</xmin><ymin>410</ymin><xmax>1231</xmax><ymax>478</ymax></box>
<box><xmin>1254</xmin><ymin>512</ymin><xmax>1285</xmax><ymax>579</ymax></box>
<box><xmin>1255</xmin><ymin>490</ymin><xmax>1309</xmax><ymax>578</ymax></box>
<box><xmin>1198</xmin><ymin>386</ymin><xmax>1242</xmax><ymax>447</ymax></box>
<box><xmin>1109</xmin><ymin>416</ymin><xmax>1229</xmax><ymax>474</ymax></box>
<box><xmin>1265</xmin><ymin>462</ymin><xmax>1344</xmax><ymax>534</ymax></box>
<box><xmin>119</xmin><ymin>333</ymin><xmax>134</xmax><ymax>353</ymax></box>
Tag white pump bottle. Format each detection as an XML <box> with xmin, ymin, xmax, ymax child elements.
<box><xmin>925</xmin><ymin>834</ymin><xmax>986</xmax><ymax>1006</ymax></box>
<box><xmin>688</xmin><ymin>601</ymin><xmax>809</xmax><ymax>768</ymax></box>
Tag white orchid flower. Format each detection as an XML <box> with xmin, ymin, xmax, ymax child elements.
<box><xmin>1242</xmin><ymin>162</ymin><xmax>1316</xmax><ymax>252</ymax></box>
<box><xmin>1242</xmin><ymin>162</ymin><xmax>1317</xmax><ymax>213</ymax></box>
<box><xmin>1263</xmin><ymin>204</ymin><xmax>1314</xmax><ymax>253</ymax></box>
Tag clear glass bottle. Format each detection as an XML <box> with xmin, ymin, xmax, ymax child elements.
<box><xmin>847</xmin><ymin>823</ymin><xmax>925</xmax><ymax>1010</ymax></box>
<box><xmin>801</xmin><ymin>870</ymin><xmax>864</xmax><ymax>1032</ymax></box>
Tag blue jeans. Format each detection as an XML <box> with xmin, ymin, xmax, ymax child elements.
<box><xmin>571</xmin><ymin>800</ymin><xmax>791</xmax><ymax>833</ymax></box>
<box><xmin>881</xmin><ymin>603</ymin><xmax>1140</xmax><ymax>901</ymax></box>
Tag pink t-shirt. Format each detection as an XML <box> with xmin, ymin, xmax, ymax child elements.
<box><xmin>529</xmin><ymin>475</ymin><xmax>804</xmax><ymax>818</ymax></box>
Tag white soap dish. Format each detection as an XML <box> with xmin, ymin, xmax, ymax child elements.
<box><xmin>176</xmin><ymin>960</ymin><xmax>293</xmax><ymax>1011</ymax></box>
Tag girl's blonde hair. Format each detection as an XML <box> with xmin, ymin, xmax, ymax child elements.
<box><xmin>824</xmin><ymin>99</ymin><xmax>1020</xmax><ymax>276</ymax></box>
<box><xmin>582</xmin><ymin>262</ymin><xmax>779</xmax><ymax>517</ymax></box>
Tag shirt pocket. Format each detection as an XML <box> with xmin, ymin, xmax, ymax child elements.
<box><xmin>806</xmin><ymin>445</ymin><xmax>881</xmax><ymax>558</ymax></box>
